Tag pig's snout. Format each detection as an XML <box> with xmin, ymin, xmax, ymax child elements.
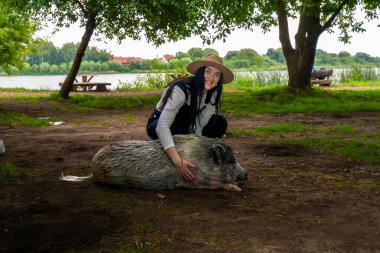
<box><xmin>236</xmin><ymin>171</ymin><xmax>248</xmax><ymax>182</ymax></box>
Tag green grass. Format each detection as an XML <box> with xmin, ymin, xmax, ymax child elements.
<box><xmin>255</xmin><ymin>123</ymin><xmax>315</xmax><ymax>136</ymax></box>
<box><xmin>47</xmin><ymin>93</ymin><xmax>160</xmax><ymax>112</ymax></box>
<box><xmin>222</xmin><ymin>87</ymin><xmax>380</xmax><ymax>116</ymax></box>
<box><xmin>118</xmin><ymin>242</ymin><xmax>156</xmax><ymax>253</ymax></box>
<box><xmin>323</xmin><ymin>124</ymin><xmax>354</xmax><ymax>134</ymax></box>
<box><xmin>130</xmin><ymin>222</ymin><xmax>153</xmax><ymax>234</ymax></box>
<box><xmin>0</xmin><ymin>161</ymin><xmax>26</xmax><ymax>184</ymax></box>
<box><xmin>0</xmin><ymin>111</ymin><xmax>51</xmax><ymax>127</ymax></box>
<box><xmin>281</xmin><ymin>137</ymin><xmax>380</xmax><ymax>163</ymax></box>
<box><xmin>228</xmin><ymin>123</ymin><xmax>315</xmax><ymax>137</ymax></box>
<box><xmin>229</xmin><ymin>120</ymin><xmax>379</xmax><ymax>163</ymax></box>
<box><xmin>0</xmin><ymin>87</ymin><xmax>50</xmax><ymax>92</ymax></box>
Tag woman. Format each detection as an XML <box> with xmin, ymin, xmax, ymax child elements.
<box><xmin>146</xmin><ymin>54</ymin><xmax>234</xmax><ymax>182</ymax></box>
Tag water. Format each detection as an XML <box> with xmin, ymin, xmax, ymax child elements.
<box><xmin>0</xmin><ymin>73</ymin><xmax>148</xmax><ymax>90</ymax></box>
<box><xmin>1</xmin><ymin>68</ymin><xmax>379</xmax><ymax>90</ymax></box>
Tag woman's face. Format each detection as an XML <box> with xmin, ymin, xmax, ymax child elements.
<box><xmin>204</xmin><ymin>65</ymin><xmax>221</xmax><ymax>91</ymax></box>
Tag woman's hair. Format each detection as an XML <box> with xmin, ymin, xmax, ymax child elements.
<box><xmin>160</xmin><ymin>66</ymin><xmax>224</xmax><ymax>129</ymax></box>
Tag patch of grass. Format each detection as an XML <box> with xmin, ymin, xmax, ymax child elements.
<box><xmin>130</xmin><ymin>222</ymin><xmax>153</xmax><ymax>234</ymax></box>
<box><xmin>226</xmin><ymin>71</ymin><xmax>287</xmax><ymax>89</ymax></box>
<box><xmin>0</xmin><ymin>161</ymin><xmax>26</xmax><ymax>184</ymax></box>
<box><xmin>227</xmin><ymin>128</ymin><xmax>255</xmax><ymax>137</ymax></box>
<box><xmin>354</xmin><ymin>180</ymin><xmax>380</xmax><ymax>190</ymax></box>
<box><xmin>123</xmin><ymin>113</ymin><xmax>135</xmax><ymax>124</ymax></box>
<box><xmin>255</xmin><ymin>123</ymin><xmax>315</xmax><ymax>136</ymax></box>
<box><xmin>281</xmin><ymin>137</ymin><xmax>380</xmax><ymax>163</ymax></box>
<box><xmin>0</xmin><ymin>112</ymin><xmax>51</xmax><ymax>127</ymax></box>
<box><xmin>228</xmin><ymin>123</ymin><xmax>314</xmax><ymax>137</ymax></box>
<box><xmin>118</xmin><ymin>242</ymin><xmax>157</xmax><ymax>253</ymax></box>
<box><xmin>323</xmin><ymin>124</ymin><xmax>354</xmax><ymax>134</ymax></box>
<box><xmin>0</xmin><ymin>87</ymin><xmax>48</xmax><ymax>92</ymax></box>
<box><xmin>164</xmin><ymin>206</ymin><xmax>187</xmax><ymax>216</ymax></box>
<box><xmin>318</xmin><ymin>174</ymin><xmax>380</xmax><ymax>190</ymax></box>
<box><xmin>222</xmin><ymin>87</ymin><xmax>380</xmax><ymax>116</ymax></box>
<box><xmin>47</xmin><ymin>93</ymin><xmax>160</xmax><ymax>112</ymax></box>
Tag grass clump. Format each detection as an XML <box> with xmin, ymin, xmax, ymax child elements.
<box><xmin>0</xmin><ymin>161</ymin><xmax>26</xmax><ymax>184</ymax></box>
<box><xmin>255</xmin><ymin>123</ymin><xmax>315</xmax><ymax>136</ymax></box>
<box><xmin>222</xmin><ymin>87</ymin><xmax>380</xmax><ymax>116</ymax></box>
<box><xmin>0</xmin><ymin>112</ymin><xmax>51</xmax><ymax>127</ymax></box>
<box><xmin>228</xmin><ymin>123</ymin><xmax>314</xmax><ymax>137</ymax></box>
<box><xmin>58</xmin><ymin>94</ymin><xmax>159</xmax><ymax>112</ymax></box>
<box><xmin>282</xmin><ymin>137</ymin><xmax>380</xmax><ymax>163</ymax></box>
<box><xmin>130</xmin><ymin>222</ymin><xmax>153</xmax><ymax>234</ymax></box>
<box><xmin>323</xmin><ymin>124</ymin><xmax>354</xmax><ymax>134</ymax></box>
<box><xmin>118</xmin><ymin>242</ymin><xmax>157</xmax><ymax>253</ymax></box>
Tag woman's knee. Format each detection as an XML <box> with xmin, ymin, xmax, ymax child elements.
<box><xmin>146</xmin><ymin>121</ymin><xmax>159</xmax><ymax>140</ymax></box>
<box><xmin>203</xmin><ymin>114</ymin><xmax>228</xmax><ymax>138</ymax></box>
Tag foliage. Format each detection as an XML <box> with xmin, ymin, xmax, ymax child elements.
<box><xmin>26</xmin><ymin>41</ymin><xmax>112</xmax><ymax>66</ymax></box>
<box><xmin>205</xmin><ymin>0</ymin><xmax>380</xmax><ymax>90</ymax></box>
<box><xmin>10</xmin><ymin>42</ymin><xmax>380</xmax><ymax>75</ymax></box>
<box><xmin>0</xmin><ymin>1</ymin><xmax>36</xmax><ymax>74</ymax></box>
<box><xmin>226</xmin><ymin>71</ymin><xmax>288</xmax><ymax>89</ymax></box>
<box><xmin>117</xmin><ymin>69</ymin><xmax>187</xmax><ymax>91</ymax></box>
<box><xmin>338</xmin><ymin>66</ymin><xmax>380</xmax><ymax>83</ymax></box>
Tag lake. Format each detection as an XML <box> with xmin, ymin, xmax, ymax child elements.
<box><xmin>1</xmin><ymin>68</ymin><xmax>378</xmax><ymax>90</ymax></box>
<box><xmin>0</xmin><ymin>73</ymin><xmax>148</xmax><ymax>90</ymax></box>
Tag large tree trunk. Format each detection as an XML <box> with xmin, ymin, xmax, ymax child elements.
<box><xmin>276</xmin><ymin>1</ymin><xmax>322</xmax><ymax>91</ymax></box>
<box><xmin>59</xmin><ymin>12</ymin><xmax>97</xmax><ymax>99</ymax></box>
<box><xmin>275</xmin><ymin>0</ymin><xmax>349</xmax><ymax>91</ymax></box>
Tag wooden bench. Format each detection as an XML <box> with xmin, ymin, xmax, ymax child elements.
<box><xmin>311</xmin><ymin>69</ymin><xmax>333</xmax><ymax>86</ymax></box>
<box><xmin>59</xmin><ymin>82</ymin><xmax>111</xmax><ymax>91</ymax></box>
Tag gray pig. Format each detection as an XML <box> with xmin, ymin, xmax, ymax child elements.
<box><xmin>61</xmin><ymin>135</ymin><xmax>247</xmax><ymax>191</ymax></box>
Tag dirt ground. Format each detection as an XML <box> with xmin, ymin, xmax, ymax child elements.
<box><xmin>0</xmin><ymin>90</ymin><xmax>379</xmax><ymax>253</ymax></box>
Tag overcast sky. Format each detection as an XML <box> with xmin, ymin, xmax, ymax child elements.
<box><xmin>36</xmin><ymin>16</ymin><xmax>380</xmax><ymax>59</ymax></box>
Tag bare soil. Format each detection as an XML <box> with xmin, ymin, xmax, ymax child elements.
<box><xmin>0</xmin><ymin>91</ymin><xmax>379</xmax><ymax>253</ymax></box>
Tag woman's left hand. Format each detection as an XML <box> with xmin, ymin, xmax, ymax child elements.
<box><xmin>175</xmin><ymin>159</ymin><xmax>197</xmax><ymax>182</ymax></box>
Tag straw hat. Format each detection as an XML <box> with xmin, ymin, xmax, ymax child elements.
<box><xmin>187</xmin><ymin>55</ymin><xmax>234</xmax><ymax>83</ymax></box>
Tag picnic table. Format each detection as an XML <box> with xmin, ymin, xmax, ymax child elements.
<box><xmin>311</xmin><ymin>69</ymin><xmax>333</xmax><ymax>86</ymax></box>
<box><xmin>59</xmin><ymin>74</ymin><xmax>111</xmax><ymax>91</ymax></box>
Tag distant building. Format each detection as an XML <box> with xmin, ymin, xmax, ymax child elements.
<box><xmin>113</xmin><ymin>56</ymin><xmax>143</xmax><ymax>65</ymax></box>
<box><xmin>163</xmin><ymin>54</ymin><xmax>174</xmax><ymax>62</ymax></box>
<box><xmin>156</xmin><ymin>54</ymin><xmax>174</xmax><ymax>63</ymax></box>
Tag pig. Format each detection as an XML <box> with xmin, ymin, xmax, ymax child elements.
<box><xmin>60</xmin><ymin>134</ymin><xmax>247</xmax><ymax>191</ymax></box>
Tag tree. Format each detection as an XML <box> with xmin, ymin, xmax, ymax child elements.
<box><xmin>208</xmin><ymin>0</ymin><xmax>379</xmax><ymax>90</ymax></box>
<box><xmin>202</xmin><ymin>48</ymin><xmax>219</xmax><ymax>56</ymax></box>
<box><xmin>225</xmin><ymin>51</ymin><xmax>239</xmax><ymax>60</ymax></box>
<box><xmin>266</xmin><ymin>48</ymin><xmax>285</xmax><ymax>63</ymax></box>
<box><xmin>0</xmin><ymin>1</ymin><xmax>36</xmax><ymax>74</ymax></box>
<box><xmin>187</xmin><ymin>48</ymin><xmax>204</xmax><ymax>61</ymax></box>
<box><xmin>338</xmin><ymin>51</ymin><xmax>351</xmax><ymax>58</ymax></box>
<box><xmin>20</xmin><ymin>0</ymin><xmax>216</xmax><ymax>98</ymax></box>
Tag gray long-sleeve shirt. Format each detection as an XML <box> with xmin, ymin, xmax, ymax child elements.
<box><xmin>155</xmin><ymin>85</ymin><xmax>217</xmax><ymax>150</ymax></box>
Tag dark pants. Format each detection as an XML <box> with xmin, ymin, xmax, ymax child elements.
<box><xmin>146</xmin><ymin>109</ymin><xmax>228</xmax><ymax>140</ymax></box>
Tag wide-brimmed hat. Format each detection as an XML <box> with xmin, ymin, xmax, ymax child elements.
<box><xmin>187</xmin><ymin>55</ymin><xmax>234</xmax><ymax>83</ymax></box>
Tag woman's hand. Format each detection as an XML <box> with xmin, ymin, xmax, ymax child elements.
<box><xmin>175</xmin><ymin>159</ymin><xmax>197</xmax><ymax>182</ymax></box>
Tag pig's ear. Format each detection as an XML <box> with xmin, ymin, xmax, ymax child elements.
<box><xmin>212</xmin><ymin>143</ymin><xmax>226</xmax><ymax>164</ymax></box>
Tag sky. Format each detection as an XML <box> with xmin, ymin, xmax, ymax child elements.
<box><xmin>36</xmin><ymin>15</ymin><xmax>380</xmax><ymax>60</ymax></box>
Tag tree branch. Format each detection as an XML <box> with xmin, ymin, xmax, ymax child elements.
<box><xmin>75</xmin><ymin>0</ymin><xmax>87</xmax><ymax>16</ymax></box>
<box><xmin>320</xmin><ymin>0</ymin><xmax>349</xmax><ymax>33</ymax></box>
<box><xmin>276</xmin><ymin>0</ymin><xmax>294</xmax><ymax>54</ymax></box>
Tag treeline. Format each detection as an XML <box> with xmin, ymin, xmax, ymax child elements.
<box><xmin>11</xmin><ymin>41</ymin><xmax>380</xmax><ymax>75</ymax></box>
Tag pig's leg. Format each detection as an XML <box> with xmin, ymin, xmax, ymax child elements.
<box><xmin>176</xmin><ymin>176</ymin><xmax>242</xmax><ymax>192</ymax></box>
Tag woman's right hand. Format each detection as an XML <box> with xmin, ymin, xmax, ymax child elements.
<box><xmin>175</xmin><ymin>159</ymin><xmax>197</xmax><ymax>182</ymax></box>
